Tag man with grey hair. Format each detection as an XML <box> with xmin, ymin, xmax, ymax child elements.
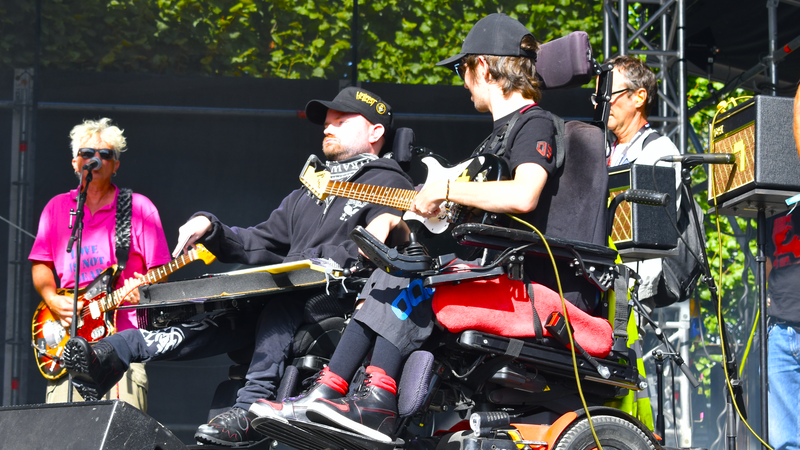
<box><xmin>29</xmin><ymin>117</ymin><xmax>172</xmax><ymax>411</ymax></box>
<box><xmin>604</xmin><ymin>55</ymin><xmax>679</xmax><ymax>168</ymax></box>
<box><xmin>603</xmin><ymin>55</ymin><xmax>681</xmax><ymax>307</ymax></box>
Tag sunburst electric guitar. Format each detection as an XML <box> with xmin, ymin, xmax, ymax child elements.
<box><xmin>32</xmin><ymin>244</ymin><xmax>216</xmax><ymax>379</ymax></box>
<box><xmin>299</xmin><ymin>154</ymin><xmax>507</xmax><ymax>234</ymax></box>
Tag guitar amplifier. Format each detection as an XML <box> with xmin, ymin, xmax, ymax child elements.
<box><xmin>708</xmin><ymin>95</ymin><xmax>800</xmax><ymax>217</ymax></box>
<box><xmin>608</xmin><ymin>163</ymin><xmax>678</xmax><ymax>260</ymax></box>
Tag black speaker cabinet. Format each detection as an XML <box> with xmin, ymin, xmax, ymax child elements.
<box><xmin>0</xmin><ymin>400</ymin><xmax>186</xmax><ymax>449</ymax></box>
<box><xmin>708</xmin><ymin>95</ymin><xmax>800</xmax><ymax>217</ymax></box>
<box><xmin>609</xmin><ymin>163</ymin><xmax>678</xmax><ymax>261</ymax></box>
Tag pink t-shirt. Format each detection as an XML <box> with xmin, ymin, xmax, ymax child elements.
<box><xmin>29</xmin><ymin>186</ymin><xmax>171</xmax><ymax>331</ymax></box>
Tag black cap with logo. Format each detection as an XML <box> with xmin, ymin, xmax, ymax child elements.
<box><xmin>436</xmin><ymin>13</ymin><xmax>537</xmax><ymax>70</ymax></box>
<box><xmin>305</xmin><ymin>87</ymin><xmax>393</xmax><ymax>129</ymax></box>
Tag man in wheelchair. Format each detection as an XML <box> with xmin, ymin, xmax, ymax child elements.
<box><xmin>249</xmin><ymin>13</ymin><xmax>617</xmax><ymax>446</ymax></box>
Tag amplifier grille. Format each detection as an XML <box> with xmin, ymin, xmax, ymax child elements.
<box><xmin>610</xmin><ymin>190</ymin><xmax>632</xmax><ymax>244</ymax></box>
<box><xmin>709</xmin><ymin>122</ymin><xmax>755</xmax><ymax>203</ymax></box>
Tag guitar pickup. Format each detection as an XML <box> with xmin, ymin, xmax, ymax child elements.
<box><xmin>88</xmin><ymin>302</ymin><xmax>102</xmax><ymax>320</ymax></box>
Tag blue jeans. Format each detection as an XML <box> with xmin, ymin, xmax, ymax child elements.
<box><xmin>768</xmin><ymin>323</ymin><xmax>800</xmax><ymax>450</ymax></box>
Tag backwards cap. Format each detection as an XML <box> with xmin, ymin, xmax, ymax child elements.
<box><xmin>436</xmin><ymin>13</ymin><xmax>536</xmax><ymax>70</ymax></box>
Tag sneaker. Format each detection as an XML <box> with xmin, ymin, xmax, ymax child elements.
<box><xmin>306</xmin><ymin>366</ymin><xmax>398</xmax><ymax>443</ymax></box>
<box><xmin>62</xmin><ymin>337</ymin><xmax>127</xmax><ymax>401</ymax></box>
<box><xmin>250</xmin><ymin>367</ymin><xmax>348</xmax><ymax>423</ymax></box>
<box><xmin>195</xmin><ymin>407</ymin><xmax>265</xmax><ymax>447</ymax></box>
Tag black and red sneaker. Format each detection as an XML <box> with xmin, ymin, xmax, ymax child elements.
<box><xmin>305</xmin><ymin>366</ymin><xmax>398</xmax><ymax>443</ymax></box>
<box><xmin>249</xmin><ymin>366</ymin><xmax>348</xmax><ymax>422</ymax></box>
<box><xmin>195</xmin><ymin>407</ymin><xmax>266</xmax><ymax>447</ymax></box>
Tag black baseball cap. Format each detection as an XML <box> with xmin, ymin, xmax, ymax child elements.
<box><xmin>305</xmin><ymin>87</ymin><xmax>393</xmax><ymax>129</ymax></box>
<box><xmin>436</xmin><ymin>13</ymin><xmax>537</xmax><ymax>70</ymax></box>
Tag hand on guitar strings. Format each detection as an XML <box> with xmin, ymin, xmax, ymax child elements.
<box><xmin>47</xmin><ymin>293</ymin><xmax>83</xmax><ymax>328</ymax></box>
<box><xmin>172</xmin><ymin>215</ymin><xmax>212</xmax><ymax>258</ymax></box>
<box><xmin>410</xmin><ymin>179</ymin><xmax>448</xmax><ymax>218</ymax></box>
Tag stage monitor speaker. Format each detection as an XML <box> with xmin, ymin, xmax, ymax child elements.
<box><xmin>0</xmin><ymin>400</ymin><xmax>186</xmax><ymax>450</ymax></box>
<box><xmin>608</xmin><ymin>163</ymin><xmax>678</xmax><ymax>261</ymax></box>
<box><xmin>708</xmin><ymin>95</ymin><xmax>800</xmax><ymax>217</ymax></box>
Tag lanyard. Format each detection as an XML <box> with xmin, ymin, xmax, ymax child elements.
<box><xmin>608</xmin><ymin>123</ymin><xmax>650</xmax><ymax>167</ymax></box>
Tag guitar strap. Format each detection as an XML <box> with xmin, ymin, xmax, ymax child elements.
<box><xmin>111</xmin><ymin>188</ymin><xmax>133</xmax><ymax>292</ymax></box>
<box><xmin>471</xmin><ymin>105</ymin><xmax>566</xmax><ymax>170</ymax></box>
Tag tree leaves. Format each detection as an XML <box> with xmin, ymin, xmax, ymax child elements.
<box><xmin>2</xmin><ymin>0</ymin><xmax>603</xmax><ymax>82</ymax></box>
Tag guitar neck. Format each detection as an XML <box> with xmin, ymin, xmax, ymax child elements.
<box><xmin>326</xmin><ymin>180</ymin><xmax>417</xmax><ymax>211</ymax></box>
<box><xmin>101</xmin><ymin>250</ymin><xmax>200</xmax><ymax>313</ymax></box>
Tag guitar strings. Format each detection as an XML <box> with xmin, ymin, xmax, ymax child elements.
<box><xmin>327</xmin><ymin>180</ymin><xmax>416</xmax><ymax>209</ymax></box>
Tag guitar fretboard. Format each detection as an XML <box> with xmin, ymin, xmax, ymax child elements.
<box><xmin>326</xmin><ymin>181</ymin><xmax>417</xmax><ymax>211</ymax></box>
<box><xmin>99</xmin><ymin>250</ymin><xmax>199</xmax><ymax>313</ymax></box>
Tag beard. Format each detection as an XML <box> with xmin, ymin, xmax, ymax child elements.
<box><xmin>322</xmin><ymin>136</ymin><xmax>368</xmax><ymax>161</ymax></box>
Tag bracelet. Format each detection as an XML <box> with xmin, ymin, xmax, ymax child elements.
<box><xmin>446</xmin><ymin>180</ymin><xmax>450</xmax><ymax>202</ymax></box>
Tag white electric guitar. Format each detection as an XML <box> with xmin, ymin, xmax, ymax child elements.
<box><xmin>299</xmin><ymin>154</ymin><xmax>507</xmax><ymax>234</ymax></box>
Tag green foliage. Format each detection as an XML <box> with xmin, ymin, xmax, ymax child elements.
<box><xmin>1</xmin><ymin>0</ymin><xmax>602</xmax><ymax>83</ymax></box>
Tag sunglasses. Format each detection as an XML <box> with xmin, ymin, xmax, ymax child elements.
<box><xmin>78</xmin><ymin>148</ymin><xmax>116</xmax><ymax>160</ymax></box>
<box><xmin>453</xmin><ymin>61</ymin><xmax>467</xmax><ymax>80</ymax></box>
<box><xmin>590</xmin><ymin>88</ymin><xmax>630</xmax><ymax>106</ymax></box>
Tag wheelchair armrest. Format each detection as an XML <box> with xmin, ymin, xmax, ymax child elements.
<box><xmin>349</xmin><ymin>226</ymin><xmax>434</xmax><ymax>276</ymax></box>
<box><xmin>452</xmin><ymin>223</ymin><xmax>617</xmax><ymax>267</ymax></box>
<box><xmin>423</xmin><ymin>266</ymin><xmax>505</xmax><ymax>288</ymax></box>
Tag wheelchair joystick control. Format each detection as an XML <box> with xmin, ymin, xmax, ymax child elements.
<box><xmin>403</xmin><ymin>232</ymin><xmax>427</xmax><ymax>257</ymax></box>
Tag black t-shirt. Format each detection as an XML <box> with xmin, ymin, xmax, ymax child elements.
<box><xmin>767</xmin><ymin>213</ymin><xmax>800</xmax><ymax>323</ymax></box>
<box><xmin>481</xmin><ymin>105</ymin><xmax>606</xmax><ymax>312</ymax></box>
<box><xmin>484</xmin><ymin>105</ymin><xmax>556</xmax><ymax>232</ymax></box>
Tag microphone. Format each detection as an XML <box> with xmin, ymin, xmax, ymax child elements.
<box><xmin>82</xmin><ymin>156</ymin><xmax>102</xmax><ymax>171</ymax></box>
<box><xmin>659</xmin><ymin>153</ymin><xmax>735</xmax><ymax>167</ymax></box>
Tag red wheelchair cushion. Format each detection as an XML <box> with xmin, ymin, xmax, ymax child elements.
<box><xmin>432</xmin><ymin>274</ymin><xmax>612</xmax><ymax>358</ymax></box>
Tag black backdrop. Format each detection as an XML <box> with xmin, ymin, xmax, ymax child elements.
<box><xmin>0</xmin><ymin>69</ymin><xmax>594</xmax><ymax>443</ymax></box>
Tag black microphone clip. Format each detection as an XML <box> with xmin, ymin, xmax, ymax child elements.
<box><xmin>82</xmin><ymin>156</ymin><xmax>103</xmax><ymax>172</ymax></box>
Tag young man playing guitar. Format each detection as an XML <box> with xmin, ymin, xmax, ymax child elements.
<box><xmin>29</xmin><ymin>118</ymin><xmax>172</xmax><ymax>410</ymax></box>
<box><xmin>250</xmin><ymin>13</ymin><xmax>609</xmax><ymax>443</ymax></box>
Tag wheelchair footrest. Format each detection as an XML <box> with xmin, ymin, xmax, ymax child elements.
<box><xmin>251</xmin><ymin>415</ymin><xmax>400</xmax><ymax>450</ymax></box>
<box><xmin>251</xmin><ymin>416</ymin><xmax>331</xmax><ymax>450</ymax></box>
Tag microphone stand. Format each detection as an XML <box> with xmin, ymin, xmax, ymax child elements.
<box><xmin>680</xmin><ymin>164</ymin><xmax>746</xmax><ymax>450</ymax></box>
<box><xmin>65</xmin><ymin>168</ymin><xmax>94</xmax><ymax>402</ymax></box>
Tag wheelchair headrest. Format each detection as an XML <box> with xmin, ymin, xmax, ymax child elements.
<box><xmin>536</xmin><ymin>31</ymin><xmax>594</xmax><ymax>90</ymax></box>
<box><xmin>390</xmin><ymin>127</ymin><xmax>415</xmax><ymax>169</ymax></box>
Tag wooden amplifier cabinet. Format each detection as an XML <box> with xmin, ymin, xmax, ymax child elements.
<box><xmin>609</xmin><ymin>163</ymin><xmax>678</xmax><ymax>261</ymax></box>
<box><xmin>708</xmin><ymin>95</ymin><xmax>800</xmax><ymax>217</ymax></box>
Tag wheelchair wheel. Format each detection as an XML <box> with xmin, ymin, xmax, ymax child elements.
<box><xmin>553</xmin><ymin>415</ymin><xmax>656</xmax><ymax>450</ymax></box>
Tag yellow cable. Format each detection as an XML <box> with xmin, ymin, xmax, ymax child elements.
<box><xmin>506</xmin><ymin>214</ymin><xmax>603</xmax><ymax>450</ymax></box>
<box><xmin>740</xmin><ymin>308</ymin><xmax>759</xmax><ymax>379</ymax></box>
